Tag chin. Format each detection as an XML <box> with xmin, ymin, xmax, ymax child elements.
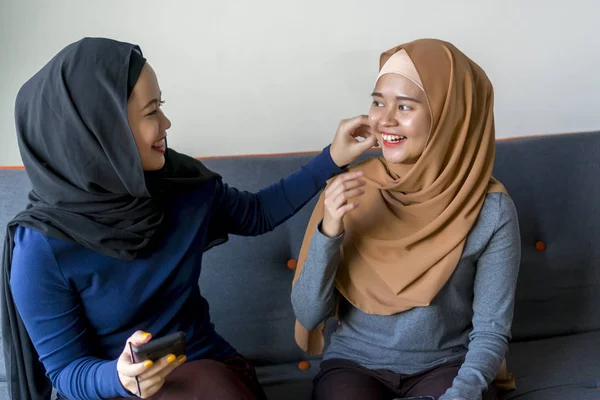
<box><xmin>384</xmin><ymin>158</ymin><xmax>406</xmax><ymax>165</ymax></box>
<box><xmin>382</xmin><ymin>150</ymin><xmax>407</xmax><ymax>164</ymax></box>
<box><xmin>142</xmin><ymin>156</ymin><xmax>166</xmax><ymax>171</ymax></box>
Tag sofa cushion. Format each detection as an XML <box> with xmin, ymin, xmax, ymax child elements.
<box><xmin>256</xmin><ymin>332</ymin><xmax>600</xmax><ymax>400</ymax></box>
<box><xmin>257</xmin><ymin>362</ymin><xmax>317</xmax><ymax>400</ymax></box>
<box><xmin>504</xmin><ymin>331</ymin><xmax>600</xmax><ymax>399</ymax></box>
<box><xmin>263</xmin><ymin>380</ymin><xmax>313</xmax><ymax>400</ymax></box>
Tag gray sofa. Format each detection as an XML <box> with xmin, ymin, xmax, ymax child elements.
<box><xmin>1</xmin><ymin>132</ymin><xmax>599</xmax><ymax>399</ymax></box>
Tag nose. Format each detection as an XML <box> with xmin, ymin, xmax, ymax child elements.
<box><xmin>159</xmin><ymin>109</ymin><xmax>172</xmax><ymax>131</ymax></box>
<box><xmin>380</xmin><ymin>105</ymin><xmax>397</xmax><ymax>128</ymax></box>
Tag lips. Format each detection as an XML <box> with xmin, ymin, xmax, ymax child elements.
<box><xmin>151</xmin><ymin>137</ymin><xmax>166</xmax><ymax>154</ymax></box>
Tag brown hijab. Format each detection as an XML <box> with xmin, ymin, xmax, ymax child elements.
<box><xmin>293</xmin><ymin>38</ymin><xmax>507</xmax><ymax>355</ymax></box>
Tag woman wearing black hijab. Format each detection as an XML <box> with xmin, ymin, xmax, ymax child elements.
<box><xmin>2</xmin><ymin>37</ymin><xmax>376</xmax><ymax>400</ymax></box>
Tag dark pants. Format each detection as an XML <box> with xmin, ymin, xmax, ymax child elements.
<box><xmin>60</xmin><ymin>354</ymin><xmax>266</xmax><ymax>400</ymax></box>
<box><xmin>313</xmin><ymin>358</ymin><xmax>499</xmax><ymax>400</ymax></box>
<box><xmin>144</xmin><ymin>354</ymin><xmax>266</xmax><ymax>400</ymax></box>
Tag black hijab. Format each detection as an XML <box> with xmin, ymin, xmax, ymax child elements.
<box><xmin>1</xmin><ymin>37</ymin><xmax>226</xmax><ymax>399</ymax></box>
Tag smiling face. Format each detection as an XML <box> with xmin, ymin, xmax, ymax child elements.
<box><xmin>127</xmin><ymin>63</ymin><xmax>171</xmax><ymax>171</ymax></box>
<box><xmin>368</xmin><ymin>73</ymin><xmax>431</xmax><ymax>164</ymax></box>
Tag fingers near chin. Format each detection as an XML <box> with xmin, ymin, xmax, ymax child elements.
<box><xmin>340</xmin><ymin>203</ymin><xmax>359</xmax><ymax>216</ymax></box>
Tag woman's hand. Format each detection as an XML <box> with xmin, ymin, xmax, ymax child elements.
<box><xmin>117</xmin><ymin>331</ymin><xmax>186</xmax><ymax>398</ymax></box>
<box><xmin>330</xmin><ymin>115</ymin><xmax>378</xmax><ymax>168</ymax></box>
<box><xmin>321</xmin><ymin>171</ymin><xmax>366</xmax><ymax>238</ymax></box>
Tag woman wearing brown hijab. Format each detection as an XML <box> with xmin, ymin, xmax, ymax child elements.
<box><xmin>291</xmin><ymin>39</ymin><xmax>521</xmax><ymax>400</ymax></box>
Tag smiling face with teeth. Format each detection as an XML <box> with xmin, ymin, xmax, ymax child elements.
<box><xmin>127</xmin><ymin>64</ymin><xmax>171</xmax><ymax>171</ymax></box>
<box><xmin>369</xmin><ymin>73</ymin><xmax>431</xmax><ymax>164</ymax></box>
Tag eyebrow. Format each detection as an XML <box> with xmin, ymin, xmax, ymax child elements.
<box><xmin>371</xmin><ymin>92</ymin><xmax>421</xmax><ymax>104</ymax></box>
<box><xmin>141</xmin><ymin>91</ymin><xmax>162</xmax><ymax>111</ymax></box>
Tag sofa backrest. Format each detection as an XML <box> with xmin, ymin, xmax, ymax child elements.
<box><xmin>201</xmin><ymin>132</ymin><xmax>600</xmax><ymax>359</ymax></box>
<box><xmin>1</xmin><ymin>132</ymin><xmax>599</xmax><ymax>371</ymax></box>
<box><xmin>492</xmin><ymin>132</ymin><xmax>600</xmax><ymax>341</ymax></box>
<box><xmin>0</xmin><ymin>169</ymin><xmax>31</xmax><ymax>380</ymax></box>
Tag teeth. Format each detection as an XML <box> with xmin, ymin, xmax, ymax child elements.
<box><xmin>382</xmin><ymin>134</ymin><xmax>406</xmax><ymax>142</ymax></box>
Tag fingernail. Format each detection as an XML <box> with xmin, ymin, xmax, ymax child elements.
<box><xmin>167</xmin><ymin>354</ymin><xmax>176</xmax><ymax>363</ymax></box>
<box><xmin>141</xmin><ymin>332</ymin><xmax>151</xmax><ymax>339</ymax></box>
<box><xmin>144</xmin><ymin>360</ymin><xmax>153</xmax><ymax>368</ymax></box>
<box><xmin>177</xmin><ymin>355</ymin><xmax>187</xmax><ymax>364</ymax></box>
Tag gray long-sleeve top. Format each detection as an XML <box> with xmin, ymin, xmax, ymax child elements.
<box><xmin>291</xmin><ymin>192</ymin><xmax>521</xmax><ymax>400</ymax></box>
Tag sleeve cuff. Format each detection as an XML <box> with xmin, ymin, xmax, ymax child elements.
<box><xmin>316</xmin><ymin>220</ymin><xmax>345</xmax><ymax>242</ymax></box>
<box><xmin>439</xmin><ymin>383</ymin><xmax>480</xmax><ymax>400</ymax></box>
<box><xmin>316</xmin><ymin>145</ymin><xmax>345</xmax><ymax>176</ymax></box>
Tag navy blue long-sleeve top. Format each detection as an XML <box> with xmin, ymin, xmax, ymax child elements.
<box><xmin>10</xmin><ymin>147</ymin><xmax>341</xmax><ymax>399</ymax></box>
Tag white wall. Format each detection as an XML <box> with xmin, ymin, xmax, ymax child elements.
<box><xmin>1</xmin><ymin>0</ymin><xmax>599</xmax><ymax>166</ymax></box>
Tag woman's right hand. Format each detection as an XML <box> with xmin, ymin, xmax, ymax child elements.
<box><xmin>321</xmin><ymin>171</ymin><xmax>366</xmax><ymax>238</ymax></box>
<box><xmin>117</xmin><ymin>331</ymin><xmax>186</xmax><ymax>398</ymax></box>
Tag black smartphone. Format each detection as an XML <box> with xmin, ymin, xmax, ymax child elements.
<box><xmin>132</xmin><ymin>331</ymin><xmax>186</xmax><ymax>363</ymax></box>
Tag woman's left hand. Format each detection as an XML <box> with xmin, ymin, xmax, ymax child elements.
<box><xmin>117</xmin><ymin>331</ymin><xmax>185</xmax><ymax>398</ymax></box>
<box><xmin>330</xmin><ymin>115</ymin><xmax>378</xmax><ymax>167</ymax></box>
